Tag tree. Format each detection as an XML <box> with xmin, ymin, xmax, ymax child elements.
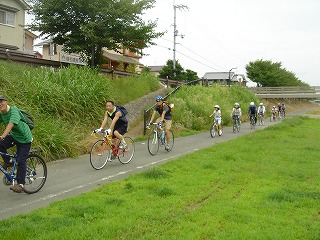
<box><xmin>28</xmin><ymin>0</ymin><xmax>163</xmax><ymax>66</ymax></box>
<box><xmin>158</xmin><ymin>60</ymin><xmax>198</xmax><ymax>81</ymax></box>
<box><xmin>246</xmin><ymin>59</ymin><xmax>307</xmax><ymax>87</ymax></box>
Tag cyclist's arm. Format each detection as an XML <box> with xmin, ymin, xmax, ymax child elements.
<box><xmin>0</xmin><ymin>122</ymin><xmax>14</xmax><ymax>140</ymax></box>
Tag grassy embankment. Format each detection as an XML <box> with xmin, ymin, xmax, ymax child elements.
<box><xmin>0</xmin><ymin>61</ymin><xmax>160</xmax><ymax>160</ymax></box>
<box><xmin>0</xmin><ymin>116</ymin><xmax>319</xmax><ymax>239</ymax></box>
<box><xmin>1</xmin><ymin>61</ymin><xmax>263</xmax><ymax>160</ymax></box>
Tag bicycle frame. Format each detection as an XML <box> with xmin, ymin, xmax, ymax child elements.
<box><xmin>147</xmin><ymin>123</ymin><xmax>165</xmax><ymax>144</ymax></box>
<box><xmin>0</xmin><ymin>151</ymin><xmax>17</xmax><ymax>182</ymax></box>
<box><xmin>94</xmin><ymin>130</ymin><xmax>126</xmax><ymax>157</ymax></box>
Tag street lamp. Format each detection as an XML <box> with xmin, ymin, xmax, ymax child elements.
<box><xmin>228</xmin><ymin>67</ymin><xmax>237</xmax><ymax>87</ymax></box>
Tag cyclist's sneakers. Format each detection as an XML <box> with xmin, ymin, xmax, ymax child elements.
<box><xmin>165</xmin><ymin>144</ymin><xmax>170</xmax><ymax>151</ymax></box>
<box><xmin>1</xmin><ymin>162</ymin><xmax>13</xmax><ymax>170</ymax></box>
<box><xmin>10</xmin><ymin>184</ymin><xmax>25</xmax><ymax>193</ymax></box>
<box><xmin>119</xmin><ymin>142</ymin><xmax>127</xmax><ymax>150</ymax></box>
<box><xmin>108</xmin><ymin>154</ymin><xmax>117</xmax><ymax>162</ymax></box>
<box><xmin>219</xmin><ymin>130</ymin><xmax>222</xmax><ymax>135</ymax></box>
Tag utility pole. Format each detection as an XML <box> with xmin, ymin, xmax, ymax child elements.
<box><xmin>173</xmin><ymin>4</ymin><xmax>188</xmax><ymax>77</ymax></box>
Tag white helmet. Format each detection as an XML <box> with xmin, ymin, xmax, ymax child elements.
<box><xmin>214</xmin><ymin>105</ymin><xmax>220</xmax><ymax>109</ymax></box>
<box><xmin>234</xmin><ymin>102</ymin><xmax>239</xmax><ymax>106</ymax></box>
<box><xmin>259</xmin><ymin>103</ymin><xmax>263</xmax><ymax>106</ymax></box>
<box><xmin>250</xmin><ymin>102</ymin><xmax>255</xmax><ymax>106</ymax></box>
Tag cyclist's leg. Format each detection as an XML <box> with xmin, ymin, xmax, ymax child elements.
<box><xmin>164</xmin><ymin>120</ymin><xmax>172</xmax><ymax>144</ymax></box>
<box><xmin>0</xmin><ymin>135</ymin><xmax>15</xmax><ymax>165</ymax></box>
<box><xmin>15</xmin><ymin>142</ymin><xmax>31</xmax><ymax>185</ymax></box>
<box><xmin>113</xmin><ymin>124</ymin><xmax>128</xmax><ymax>148</ymax></box>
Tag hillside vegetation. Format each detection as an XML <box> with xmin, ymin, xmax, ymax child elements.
<box><xmin>0</xmin><ymin>61</ymin><xmax>160</xmax><ymax>160</ymax></box>
<box><xmin>1</xmin><ymin>61</ymin><xmax>261</xmax><ymax>160</ymax></box>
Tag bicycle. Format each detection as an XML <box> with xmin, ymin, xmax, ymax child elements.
<box><xmin>90</xmin><ymin>130</ymin><xmax>135</xmax><ymax>170</ymax></box>
<box><xmin>270</xmin><ymin>111</ymin><xmax>277</xmax><ymax>122</ymax></box>
<box><xmin>147</xmin><ymin>122</ymin><xmax>174</xmax><ymax>156</ymax></box>
<box><xmin>232</xmin><ymin>115</ymin><xmax>240</xmax><ymax>133</ymax></box>
<box><xmin>210</xmin><ymin>118</ymin><xmax>222</xmax><ymax>138</ymax></box>
<box><xmin>249</xmin><ymin>115</ymin><xmax>256</xmax><ymax>129</ymax></box>
<box><xmin>258</xmin><ymin>112</ymin><xmax>264</xmax><ymax>125</ymax></box>
<box><xmin>0</xmin><ymin>150</ymin><xmax>47</xmax><ymax>194</ymax></box>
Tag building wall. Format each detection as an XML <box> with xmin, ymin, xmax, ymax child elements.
<box><xmin>0</xmin><ymin>0</ymin><xmax>27</xmax><ymax>50</ymax></box>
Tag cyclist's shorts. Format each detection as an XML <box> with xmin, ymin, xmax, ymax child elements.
<box><xmin>114</xmin><ymin>124</ymin><xmax>128</xmax><ymax>136</ymax></box>
<box><xmin>215</xmin><ymin>117</ymin><xmax>222</xmax><ymax>125</ymax></box>
<box><xmin>163</xmin><ymin>119</ymin><xmax>172</xmax><ymax>131</ymax></box>
<box><xmin>232</xmin><ymin>115</ymin><xmax>240</xmax><ymax>120</ymax></box>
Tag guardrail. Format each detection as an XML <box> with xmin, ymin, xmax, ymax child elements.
<box><xmin>249</xmin><ymin>86</ymin><xmax>320</xmax><ymax>99</ymax></box>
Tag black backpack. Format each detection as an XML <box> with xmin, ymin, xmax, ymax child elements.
<box><xmin>116</xmin><ymin>105</ymin><xmax>128</xmax><ymax>117</ymax></box>
<box><xmin>20</xmin><ymin>109</ymin><xmax>35</xmax><ymax>130</ymax></box>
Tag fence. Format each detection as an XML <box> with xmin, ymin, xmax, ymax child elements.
<box><xmin>249</xmin><ymin>86</ymin><xmax>320</xmax><ymax>99</ymax></box>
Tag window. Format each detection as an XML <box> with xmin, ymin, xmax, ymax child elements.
<box><xmin>0</xmin><ymin>10</ymin><xmax>15</xmax><ymax>26</ymax></box>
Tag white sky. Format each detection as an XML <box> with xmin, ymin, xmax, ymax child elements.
<box><xmin>140</xmin><ymin>0</ymin><xmax>320</xmax><ymax>86</ymax></box>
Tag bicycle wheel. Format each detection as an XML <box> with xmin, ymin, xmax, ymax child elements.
<box><xmin>237</xmin><ymin>121</ymin><xmax>240</xmax><ymax>132</ymax></box>
<box><xmin>24</xmin><ymin>154</ymin><xmax>47</xmax><ymax>194</ymax></box>
<box><xmin>250</xmin><ymin>117</ymin><xmax>255</xmax><ymax>129</ymax></box>
<box><xmin>210</xmin><ymin>123</ymin><xmax>216</xmax><ymax>138</ymax></box>
<box><xmin>148</xmin><ymin>131</ymin><xmax>159</xmax><ymax>156</ymax></box>
<box><xmin>90</xmin><ymin>140</ymin><xmax>111</xmax><ymax>170</ymax></box>
<box><xmin>164</xmin><ymin>130</ymin><xmax>174</xmax><ymax>152</ymax></box>
<box><xmin>118</xmin><ymin>137</ymin><xmax>135</xmax><ymax>164</ymax></box>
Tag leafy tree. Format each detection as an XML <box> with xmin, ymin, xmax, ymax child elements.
<box><xmin>246</xmin><ymin>59</ymin><xmax>307</xmax><ymax>87</ymax></box>
<box><xmin>28</xmin><ymin>0</ymin><xmax>163</xmax><ymax>66</ymax></box>
<box><xmin>159</xmin><ymin>60</ymin><xmax>198</xmax><ymax>81</ymax></box>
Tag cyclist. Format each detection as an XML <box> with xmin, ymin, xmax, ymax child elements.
<box><xmin>257</xmin><ymin>102</ymin><xmax>266</xmax><ymax>123</ymax></box>
<box><xmin>0</xmin><ymin>95</ymin><xmax>32</xmax><ymax>193</ymax></box>
<box><xmin>277</xmin><ymin>102</ymin><xmax>282</xmax><ymax>118</ymax></box>
<box><xmin>248</xmin><ymin>102</ymin><xmax>257</xmax><ymax>125</ymax></box>
<box><xmin>271</xmin><ymin>106</ymin><xmax>277</xmax><ymax>120</ymax></box>
<box><xmin>94</xmin><ymin>100</ymin><xmax>128</xmax><ymax>152</ymax></box>
<box><xmin>230</xmin><ymin>102</ymin><xmax>242</xmax><ymax>124</ymax></box>
<box><xmin>209</xmin><ymin>105</ymin><xmax>222</xmax><ymax>135</ymax></box>
<box><xmin>281</xmin><ymin>103</ymin><xmax>286</xmax><ymax>118</ymax></box>
<box><xmin>149</xmin><ymin>96</ymin><xmax>172</xmax><ymax>150</ymax></box>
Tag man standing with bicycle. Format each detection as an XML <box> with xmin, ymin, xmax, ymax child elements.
<box><xmin>0</xmin><ymin>95</ymin><xmax>32</xmax><ymax>193</ymax></box>
<box><xmin>149</xmin><ymin>96</ymin><xmax>172</xmax><ymax>151</ymax></box>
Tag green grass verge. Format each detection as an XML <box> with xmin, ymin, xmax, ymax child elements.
<box><xmin>1</xmin><ymin>117</ymin><xmax>319</xmax><ymax>239</ymax></box>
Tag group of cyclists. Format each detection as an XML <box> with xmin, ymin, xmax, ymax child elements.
<box><xmin>210</xmin><ymin>101</ymin><xmax>287</xmax><ymax>132</ymax></box>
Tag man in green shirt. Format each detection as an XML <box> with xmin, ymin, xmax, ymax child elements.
<box><xmin>0</xmin><ymin>95</ymin><xmax>33</xmax><ymax>193</ymax></box>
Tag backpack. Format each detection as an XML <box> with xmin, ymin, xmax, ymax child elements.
<box><xmin>163</xmin><ymin>101</ymin><xmax>174</xmax><ymax>111</ymax></box>
<box><xmin>116</xmin><ymin>104</ymin><xmax>128</xmax><ymax>117</ymax></box>
<box><xmin>20</xmin><ymin>109</ymin><xmax>35</xmax><ymax>130</ymax></box>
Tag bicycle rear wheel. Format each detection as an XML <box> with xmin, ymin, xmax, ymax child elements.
<box><xmin>210</xmin><ymin>123</ymin><xmax>216</xmax><ymax>138</ymax></box>
<box><xmin>164</xmin><ymin>130</ymin><xmax>174</xmax><ymax>152</ymax></box>
<box><xmin>90</xmin><ymin>140</ymin><xmax>111</xmax><ymax>170</ymax></box>
<box><xmin>24</xmin><ymin>154</ymin><xmax>47</xmax><ymax>194</ymax></box>
<box><xmin>148</xmin><ymin>131</ymin><xmax>159</xmax><ymax>156</ymax></box>
<box><xmin>118</xmin><ymin>137</ymin><xmax>135</xmax><ymax>164</ymax></box>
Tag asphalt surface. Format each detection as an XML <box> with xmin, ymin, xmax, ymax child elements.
<box><xmin>0</xmin><ymin>111</ymin><xmax>307</xmax><ymax>220</ymax></box>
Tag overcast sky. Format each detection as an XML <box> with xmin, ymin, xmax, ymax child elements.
<box><xmin>140</xmin><ymin>0</ymin><xmax>320</xmax><ymax>86</ymax></box>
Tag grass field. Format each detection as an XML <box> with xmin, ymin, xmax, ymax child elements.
<box><xmin>1</xmin><ymin>116</ymin><xmax>319</xmax><ymax>239</ymax></box>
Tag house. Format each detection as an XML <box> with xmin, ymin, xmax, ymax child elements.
<box><xmin>101</xmin><ymin>47</ymin><xmax>143</xmax><ymax>73</ymax></box>
<box><xmin>34</xmin><ymin>39</ymin><xmax>86</xmax><ymax>65</ymax></box>
<box><xmin>0</xmin><ymin>0</ymin><xmax>31</xmax><ymax>52</ymax></box>
<box><xmin>203</xmin><ymin>72</ymin><xmax>247</xmax><ymax>86</ymax></box>
<box><xmin>35</xmin><ymin>40</ymin><xmax>144</xmax><ymax>72</ymax></box>
<box><xmin>146</xmin><ymin>65</ymin><xmax>164</xmax><ymax>77</ymax></box>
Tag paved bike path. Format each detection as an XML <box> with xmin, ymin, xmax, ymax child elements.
<box><xmin>0</xmin><ymin>113</ymin><xmax>301</xmax><ymax>220</ymax></box>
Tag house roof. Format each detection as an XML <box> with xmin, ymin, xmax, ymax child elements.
<box><xmin>17</xmin><ymin>0</ymin><xmax>30</xmax><ymax>9</ymax></box>
<box><xmin>147</xmin><ymin>66</ymin><xmax>164</xmax><ymax>72</ymax></box>
<box><xmin>103</xmin><ymin>51</ymin><xmax>139</xmax><ymax>65</ymax></box>
<box><xmin>203</xmin><ymin>72</ymin><xmax>238</xmax><ymax>81</ymax></box>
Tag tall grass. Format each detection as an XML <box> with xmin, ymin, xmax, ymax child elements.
<box><xmin>169</xmin><ymin>85</ymin><xmax>260</xmax><ymax>132</ymax></box>
<box><xmin>0</xmin><ymin>61</ymin><xmax>159</xmax><ymax>159</ymax></box>
<box><xmin>0</xmin><ymin>117</ymin><xmax>319</xmax><ymax>239</ymax></box>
